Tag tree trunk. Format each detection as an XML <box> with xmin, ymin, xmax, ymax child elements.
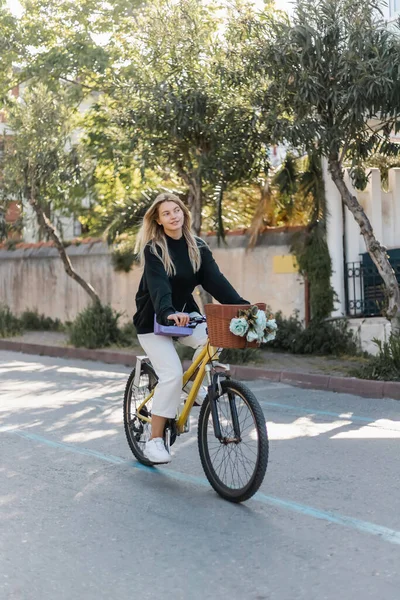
<box><xmin>328</xmin><ymin>155</ymin><xmax>400</xmax><ymax>334</ymax></box>
<box><xmin>188</xmin><ymin>174</ymin><xmax>202</xmax><ymax>236</ymax></box>
<box><xmin>177</xmin><ymin>164</ymin><xmax>203</xmax><ymax>235</ymax></box>
<box><xmin>177</xmin><ymin>166</ymin><xmax>211</xmax><ymax>308</ymax></box>
<box><xmin>186</xmin><ymin>173</ymin><xmax>212</xmax><ymax>308</ymax></box>
<box><xmin>216</xmin><ymin>181</ymin><xmax>226</xmax><ymax>246</ymax></box>
<box><xmin>247</xmin><ymin>177</ymin><xmax>272</xmax><ymax>249</ymax></box>
<box><xmin>28</xmin><ymin>190</ymin><xmax>101</xmax><ymax>305</ymax></box>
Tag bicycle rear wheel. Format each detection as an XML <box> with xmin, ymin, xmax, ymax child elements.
<box><xmin>198</xmin><ymin>379</ymin><xmax>268</xmax><ymax>503</ymax></box>
<box><xmin>123</xmin><ymin>362</ymin><xmax>158</xmax><ymax>466</ymax></box>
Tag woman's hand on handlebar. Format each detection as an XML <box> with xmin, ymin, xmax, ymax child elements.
<box><xmin>167</xmin><ymin>312</ymin><xmax>190</xmax><ymax>327</ymax></box>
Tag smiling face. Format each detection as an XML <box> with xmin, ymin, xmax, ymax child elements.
<box><xmin>157</xmin><ymin>201</ymin><xmax>184</xmax><ymax>238</ymax></box>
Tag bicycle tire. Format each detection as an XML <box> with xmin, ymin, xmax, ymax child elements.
<box><xmin>197</xmin><ymin>379</ymin><xmax>268</xmax><ymax>503</ymax></box>
<box><xmin>123</xmin><ymin>362</ymin><xmax>158</xmax><ymax>466</ymax></box>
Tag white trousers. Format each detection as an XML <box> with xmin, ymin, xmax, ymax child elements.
<box><xmin>137</xmin><ymin>313</ymin><xmax>208</xmax><ymax>419</ymax></box>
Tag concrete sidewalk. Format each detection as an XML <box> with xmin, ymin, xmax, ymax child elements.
<box><xmin>1</xmin><ymin>330</ymin><xmax>399</xmax><ymax>401</ymax></box>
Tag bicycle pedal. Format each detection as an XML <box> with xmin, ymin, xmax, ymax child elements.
<box><xmin>165</xmin><ymin>427</ymin><xmax>171</xmax><ymax>451</ymax></box>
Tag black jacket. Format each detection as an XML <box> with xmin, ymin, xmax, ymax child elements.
<box><xmin>133</xmin><ymin>235</ymin><xmax>248</xmax><ymax>334</ymax></box>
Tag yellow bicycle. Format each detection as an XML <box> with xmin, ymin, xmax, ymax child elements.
<box><xmin>123</xmin><ymin>315</ymin><xmax>269</xmax><ymax>503</ymax></box>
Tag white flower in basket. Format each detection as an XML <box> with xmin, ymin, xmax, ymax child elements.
<box><xmin>229</xmin><ymin>317</ymin><xmax>249</xmax><ymax>337</ymax></box>
<box><xmin>229</xmin><ymin>306</ymin><xmax>278</xmax><ymax>345</ymax></box>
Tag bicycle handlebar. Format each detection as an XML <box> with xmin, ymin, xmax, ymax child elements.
<box><xmin>185</xmin><ymin>315</ymin><xmax>207</xmax><ymax>328</ymax></box>
<box><xmin>163</xmin><ymin>314</ymin><xmax>206</xmax><ymax>328</ymax></box>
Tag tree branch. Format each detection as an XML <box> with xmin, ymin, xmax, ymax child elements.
<box><xmin>28</xmin><ymin>175</ymin><xmax>101</xmax><ymax>305</ymax></box>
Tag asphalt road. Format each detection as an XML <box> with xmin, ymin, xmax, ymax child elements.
<box><xmin>1</xmin><ymin>350</ymin><xmax>399</xmax><ymax>600</ymax></box>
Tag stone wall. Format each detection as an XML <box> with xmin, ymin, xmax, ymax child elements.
<box><xmin>347</xmin><ymin>317</ymin><xmax>392</xmax><ymax>356</ymax></box>
<box><xmin>0</xmin><ymin>229</ymin><xmax>305</xmax><ymax>324</ymax></box>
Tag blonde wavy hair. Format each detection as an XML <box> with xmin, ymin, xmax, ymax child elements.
<box><xmin>135</xmin><ymin>193</ymin><xmax>203</xmax><ymax>276</ymax></box>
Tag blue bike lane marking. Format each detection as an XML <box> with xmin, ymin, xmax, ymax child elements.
<box><xmin>257</xmin><ymin>400</ymin><xmax>392</xmax><ymax>424</ymax></box>
<box><xmin>8</xmin><ymin>428</ymin><xmax>400</xmax><ymax>547</ymax></box>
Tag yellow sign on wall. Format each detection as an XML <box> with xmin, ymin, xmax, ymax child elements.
<box><xmin>273</xmin><ymin>255</ymin><xmax>299</xmax><ymax>274</ymax></box>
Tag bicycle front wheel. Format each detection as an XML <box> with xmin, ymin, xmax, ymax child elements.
<box><xmin>198</xmin><ymin>379</ymin><xmax>268</xmax><ymax>503</ymax></box>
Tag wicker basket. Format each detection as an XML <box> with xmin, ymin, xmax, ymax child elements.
<box><xmin>204</xmin><ymin>303</ymin><xmax>267</xmax><ymax>349</ymax></box>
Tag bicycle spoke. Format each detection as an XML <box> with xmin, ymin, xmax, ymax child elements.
<box><xmin>236</xmin><ymin>447</ymin><xmax>256</xmax><ymax>481</ymax></box>
<box><xmin>125</xmin><ymin>368</ymin><xmax>154</xmax><ymax>457</ymax></box>
<box><xmin>204</xmin><ymin>390</ymin><xmax>260</xmax><ymax>490</ymax></box>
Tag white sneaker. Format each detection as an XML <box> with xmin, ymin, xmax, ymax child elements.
<box><xmin>144</xmin><ymin>438</ymin><xmax>171</xmax><ymax>464</ymax></box>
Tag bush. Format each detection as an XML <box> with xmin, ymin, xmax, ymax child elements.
<box><xmin>268</xmin><ymin>310</ymin><xmax>304</xmax><ymax>352</ymax></box>
<box><xmin>0</xmin><ymin>304</ymin><xmax>23</xmax><ymax>337</ymax></box>
<box><xmin>174</xmin><ymin>343</ymin><xmax>261</xmax><ymax>365</ymax></box>
<box><xmin>266</xmin><ymin>311</ymin><xmax>359</xmax><ymax>356</ymax></box>
<box><xmin>20</xmin><ymin>309</ymin><xmax>64</xmax><ymax>332</ymax></box>
<box><xmin>111</xmin><ymin>241</ymin><xmax>139</xmax><ymax>273</ymax></box>
<box><xmin>219</xmin><ymin>347</ymin><xmax>262</xmax><ymax>365</ymax></box>
<box><xmin>117</xmin><ymin>321</ymin><xmax>139</xmax><ymax>347</ymax></box>
<box><xmin>292</xmin><ymin>319</ymin><xmax>359</xmax><ymax>356</ymax></box>
<box><xmin>291</xmin><ymin>222</ymin><xmax>335</xmax><ymax>321</ymax></box>
<box><xmin>68</xmin><ymin>302</ymin><xmax>121</xmax><ymax>349</ymax></box>
<box><xmin>351</xmin><ymin>334</ymin><xmax>400</xmax><ymax>381</ymax></box>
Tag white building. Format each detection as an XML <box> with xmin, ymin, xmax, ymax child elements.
<box><xmin>325</xmin><ymin>163</ymin><xmax>400</xmax><ymax>353</ymax></box>
<box><xmin>386</xmin><ymin>1</ymin><xmax>400</xmax><ymax>20</ymax></box>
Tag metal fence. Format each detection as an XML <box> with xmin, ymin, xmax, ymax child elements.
<box><xmin>345</xmin><ymin>256</ymin><xmax>400</xmax><ymax>317</ymax></box>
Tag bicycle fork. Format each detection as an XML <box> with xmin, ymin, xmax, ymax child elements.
<box><xmin>205</xmin><ymin>365</ymin><xmax>241</xmax><ymax>444</ymax></box>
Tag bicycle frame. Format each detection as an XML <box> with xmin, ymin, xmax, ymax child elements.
<box><xmin>135</xmin><ymin>340</ymin><xmax>220</xmax><ymax>434</ymax></box>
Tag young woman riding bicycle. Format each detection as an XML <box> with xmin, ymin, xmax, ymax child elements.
<box><xmin>133</xmin><ymin>192</ymin><xmax>249</xmax><ymax>464</ymax></box>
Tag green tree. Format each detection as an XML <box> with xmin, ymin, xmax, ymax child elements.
<box><xmin>0</xmin><ymin>1</ymin><xmax>24</xmax><ymax>98</ymax></box>
<box><xmin>2</xmin><ymin>83</ymin><xmax>101</xmax><ymax>303</ymax></box>
<box><xmin>10</xmin><ymin>1</ymin><xmax>269</xmax><ymax>237</ymax></box>
<box><xmin>253</xmin><ymin>0</ymin><xmax>400</xmax><ymax>332</ymax></box>
<box><xmin>15</xmin><ymin>0</ymin><xmax>131</xmax><ymax>93</ymax></box>
<box><xmin>111</xmin><ymin>0</ymin><xmax>266</xmax><ymax>234</ymax></box>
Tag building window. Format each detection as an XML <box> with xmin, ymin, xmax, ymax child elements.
<box><xmin>73</xmin><ymin>218</ymin><xmax>82</xmax><ymax>237</ymax></box>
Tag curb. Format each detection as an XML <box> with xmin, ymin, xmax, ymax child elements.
<box><xmin>1</xmin><ymin>339</ymin><xmax>399</xmax><ymax>401</ymax></box>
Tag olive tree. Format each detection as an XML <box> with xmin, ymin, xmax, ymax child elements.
<box><xmin>254</xmin><ymin>0</ymin><xmax>400</xmax><ymax>331</ymax></box>
<box><xmin>3</xmin><ymin>83</ymin><xmax>101</xmax><ymax>303</ymax></box>
<box><xmin>10</xmin><ymin>0</ymin><xmax>268</xmax><ymax>237</ymax></box>
<box><xmin>114</xmin><ymin>0</ymin><xmax>266</xmax><ymax>234</ymax></box>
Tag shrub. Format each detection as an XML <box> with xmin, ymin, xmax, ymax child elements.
<box><xmin>219</xmin><ymin>347</ymin><xmax>262</xmax><ymax>365</ymax></box>
<box><xmin>175</xmin><ymin>343</ymin><xmax>261</xmax><ymax>365</ymax></box>
<box><xmin>351</xmin><ymin>334</ymin><xmax>400</xmax><ymax>381</ymax></box>
<box><xmin>68</xmin><ymin>302</ymin><xmax>121</xmax><ymax>349</ymax></box>
<box><xmin>5</xmin><ymin>239</ymin><xmax>17</xmax><ymax>251</ymax></box>
<box><xmin>292</xmin><ymin>318</ymin><xmax>359</xmax><ymax>356</ymax></box>
<box><xmin>117</xmin><ymin>321</ymin><xmax>139</xmax><ymax>347</ymax></box>
<box><xmin>20</xmin><ymin>309</ymin><xmax>64</xmax><ymax>331</ymax></box>
<box><xmin>0</xmin><ymin>304</ymin><xmax>23</xmax><ymax>337</ymax></box>
<box><xmin>111</xmin><ymin>241</ymin><xmax>139</xmax><ymax>273</ymax></box>
<box><xmin>292</xmin><ymin>222</ymin><xmax>335</xmax><ymax>321</ymax></box>
<box><xmin>266</xmin><ymin>311</ymin><xmax>359</xmax><ymax>356</ymax></box>
<box><xmin>268</xmin><ymin>310</ymin><xmax>304</xmax><ymax>352</ymax></box>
